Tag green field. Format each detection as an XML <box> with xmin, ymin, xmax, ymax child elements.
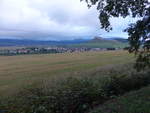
<box><xmin>90</xmin><ymin>85</ymin><xmax>150</xmax><ymax>113</ymax></box>
<box><xmin>71</xmin><ymin>42</ymin><xmax>128</xmax><ymax>48</ymax></box>
<box><xmin>69</xmin><ymin>38</ymin><xmax>128</xmax><ymax>48</ymax></box>
<box><xmin>0</xmin><ymin>51</ymin><xmax>133</xmax><ymax>96</ymax></box>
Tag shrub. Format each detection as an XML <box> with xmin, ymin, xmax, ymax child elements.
<box><xmin>101</xmin><ymin>70</ymin><xmax>150</xmax><ymax>96</ymax></box>
<box><xmin>1</xmin><ymin>65</ymin><xmax>150</xmax><ymax>113</ymax></box>
<box><xmin>4</xmin><ymin>77</ymin><xmax>107</xmax><ymax>113</ymax></box>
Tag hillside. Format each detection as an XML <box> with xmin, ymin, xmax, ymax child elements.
<box><xmin>0</xmin><ymin>37</ymin><xmax>128</xmax><ymax>48</ymax></box>
<box><xmin>0</xmin><ymin>39</ymin><xmax>88</xmax><ymax>47</ymax></box>
<box><xmin>90</xmin><ymin>85</ymin><xmax>150</xmax><ymax>113</ymax></box>
<box><xmin>70</xmin><ymin>37</ymin><xmax>128</xmax><ymax>48</ymax></box>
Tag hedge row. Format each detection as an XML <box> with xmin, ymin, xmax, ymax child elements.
<box><xmin>1</xmin><ymin>65</ymin><xmax>150</xmax><ymax>113</ymax></box>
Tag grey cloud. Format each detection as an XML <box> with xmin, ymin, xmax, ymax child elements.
<box><xmin>0</xmin><ymin>0</ymin><xmax>135</xmax><ymax>40</ymax></box>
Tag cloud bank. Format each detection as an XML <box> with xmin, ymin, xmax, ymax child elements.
<box><xmin>0</xmin><ymin>0</ymin><xmax>136</xmax><ymax>40</ymax></box>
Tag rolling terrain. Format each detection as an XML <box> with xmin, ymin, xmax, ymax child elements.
<box><xmin>0</xmin><ymin>39</ymin><xmax>88</xmax><ymax>47</ymax></box>
<box><xmin>70</xmin><ymin>37</ymin><xmax>128</xmax><ymax>48</ymax></box>
<box><xmin>0</xmin><ymin>37</ymin><xmax>128</xmax><ymax>48</ymax></box>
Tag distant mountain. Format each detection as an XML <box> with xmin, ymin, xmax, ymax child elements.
<box><xmin>0</xmin><ymin>37</ymin><xmax>128</xmax><ymax>48</ymax></box>
<box><xmin>108</xmin><ymin>37</ymin><xmax>128</xmax><ymax>43</ymax></box>
<box><xmin>0</xmin><ymin>39</ymin><xmax>89</xmax><ymax>47</ymax></box>
<box><xmin>90</xmin><ymin>36</ymin><xmax>121</xmax><ymax>43</ymax></box>
<box><xmin>69</xmin><ymin>36</ymin><xmax>128</xmax><ymax>48</ymax></box>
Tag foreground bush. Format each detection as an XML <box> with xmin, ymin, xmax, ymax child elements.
<box><xmin>102</xmin><ymin>71</ymin><xmax>150</xmax><ymax>96</ymax></box>
<box><xmin>1</xmin><ymin>64</ymin><xmax>150</xmax><ymax>113</ymax></box>
<box><xmin>1</xmin><ymin>78</ymin><xmax>107</xmax><ymax>113</ymax></box>
<box><xmin>90</xmin><ymin>85</ymin><xmax>150</xmax><ymax>113</ymax></box>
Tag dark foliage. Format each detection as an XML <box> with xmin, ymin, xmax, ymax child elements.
<box><xmin>1</xmin><ymin>66</ymin><xmax>150</xmax><ymax>113</ymax></box>
<box><xmin>81</xmin><ymin>0</ymin><xmax>150</xmax><ymax>70</ymax></box>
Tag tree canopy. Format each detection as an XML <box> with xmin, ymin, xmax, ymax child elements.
<box><xmin>81</xmin><ymin>0</ymin><xmax>150</xmax><ymax>70</ymax></box>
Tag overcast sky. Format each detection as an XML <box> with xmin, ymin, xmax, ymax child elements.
<box><xmin>0</xmin><ymin>0</ymin><xmax>136</xmax><ymax>40</ymax></box>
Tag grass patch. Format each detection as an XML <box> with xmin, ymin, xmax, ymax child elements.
<box><xmin>0</xmin><ymin>51</ymin><xmax>133</xmax><ymax>96</ymax></box>
<box><xmin>90</xmin><ymin>85</ymin><xmax>150</xmax><ymax>113</ymax></box>
<box><xmin>0</xmin><ymin>64</ymin><xmax>150</xmax><ymax>113</ymax></box>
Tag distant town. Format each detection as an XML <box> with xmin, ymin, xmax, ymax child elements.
<box><xmin>0</xmin><ymin>46</ymin><xmax>122</xmax><ymax>56</ymax></box>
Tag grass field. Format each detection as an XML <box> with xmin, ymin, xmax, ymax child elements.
<box><xmin>90</xmin><ymin>85</ymin><xmax>150</xmax><ymax>113</ymax></box>
<box><xmin>0</xmin><ymin>51</ymin><xmax>133</xmax><ymax>96</ymax></box>
<box><xmin>71</xmin><ymin>42</ymin><xmax>128</xmax><ymax>48</ymax></box>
